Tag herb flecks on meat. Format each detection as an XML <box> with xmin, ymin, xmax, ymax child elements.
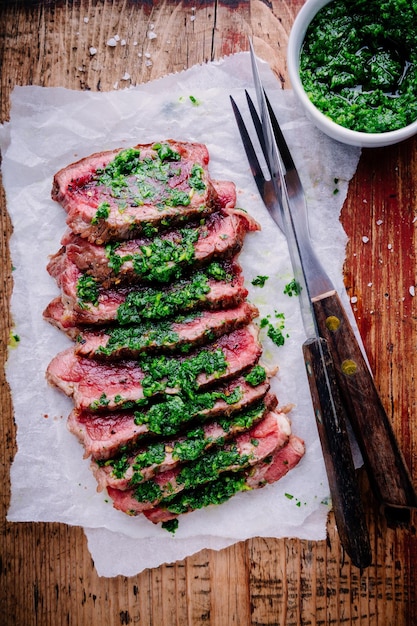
<box><xmin>116</xmin><ymin>262</ymin><xmax>231</xmax><ymax>323</ymax></box>
<box><xmin>94</xmin><ymin>144</ymin><xmax>207</xmax><ymax>210</ymax></box>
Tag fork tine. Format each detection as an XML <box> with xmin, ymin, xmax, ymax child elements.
<box><xmin>244</xmin><ymin>90</ymin><xmax>268</xmax><ymax>164</ymax></box>
<box><xmin>263</xmin><ymin>90</ymin><xmax>296</xmax><ymax>174</ymax></box>
<box><xmin>229</xmin><ymin>95</ymin><xmax>266</xmax><ymax>198</ymax></box>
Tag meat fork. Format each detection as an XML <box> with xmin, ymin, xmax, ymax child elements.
<box><xmin>229</xmin><ymin>45</ymin><xmax>417</xmax><ymax>567</ymax></box>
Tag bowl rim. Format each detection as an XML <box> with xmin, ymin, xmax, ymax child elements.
<box><xmin>287</xmin><ymin>0</ymin><xmax>417</xmax><ymax>147</ymax></box>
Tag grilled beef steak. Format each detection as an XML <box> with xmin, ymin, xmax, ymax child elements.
<box><xmin>45</xmin><ymin>139</ymin><xmax>306</xmax><ymax>528</ymax></box>
<box><xmin>92</xmin><ymin>393</ymin><xmax>281</xmax><ymax>490</ymax></box>
<box><xmin>67</xmin><ymin>374</ymin><xmax>271</xmax><ymax>460</ymax></box>
<box><xmin>74</xmin><ymin>302</ymin><xmax>259</xmax><ymax>359</ymax></box>
<box><xmin>46</xmin><ymin>326</ymin><xmax>263</xmax><ymax>411</ymax></box>
<box><xmin>44</xmin><ymin>257</ymin><xmax>248</xmax><ymax>328</ymax></box>
<box><xmin>107</xmin><ymin>409</ymin><xmax>290</xmax><ymax>515</ymax></box>
<box><xmin>142</xmin><ymin>435</ymin><xmax>305</xmax><ymax>524</ymax></box>
<box><xmin>52</xmin><ymin>141</ymin><xmax>221</xmax><ymax>243</ymax></box>
<box><xmin>52</xmin><ymin>208</ymin><xmax>259</xmax><ymax>287</ymax></box>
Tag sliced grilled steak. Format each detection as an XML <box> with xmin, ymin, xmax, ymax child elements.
<box><xmin>52</xmin><ymin>141</ymin><xmax>222</xmax><ymax>243</ymax></box>
<box><xmin>46</xmin><ymin>325</ymin><xmax>263</xmax><ymax>411</ymax></box>
<box><xmin>54</xmin><ymin>208</ymin><xmax>259</xmax><ymax>287</ymax></box>
<box><xmin>107</xmin><ymin>409</ymin><xmax>289</xmax><ymax>514</ymax></box>
<box><xmin>67</xmin><ymin>374</ymin><xmax>271</xmax><ymax>460</ymax></box>
<box><xmin>142</xmin><ymin>434</ymin><xmax>305</xmax><ymax>524</ymax></box>
<box><xmin>92</xmin><ymin>393</ymin><xmax>281</xmax><ymax>490</ymax></box>
<box><xmin>44</xmin><ymin>258</ymin><xmax>248</xmax><ymax>328</ymax></box>
<box><xmin>74</xmin><ymin>302</ymin><xmax>259</xmax><ymax>360</ymax></box>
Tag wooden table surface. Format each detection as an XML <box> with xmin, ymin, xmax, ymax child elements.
<box><xmin>1</xmin><ymin>1</ymin><xmax>416</xmax><ymax>624</ymax></box>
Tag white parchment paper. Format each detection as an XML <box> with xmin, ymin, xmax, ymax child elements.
<box><xmin>0</xmin><ymin>53</ymin><xmax>361</xmax><ymax>577</ymax></box>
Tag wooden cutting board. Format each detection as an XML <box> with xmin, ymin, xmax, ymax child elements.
<box><xmin>0</xmin><ymin>1</ymin><xmax>416</xmax><ymax>624</ymax></box>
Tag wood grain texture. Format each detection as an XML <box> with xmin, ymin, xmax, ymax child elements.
<box><xmin>1</xmin><ymin>1</ymin><xmax>416</xmax><ymax>625</ymax></box>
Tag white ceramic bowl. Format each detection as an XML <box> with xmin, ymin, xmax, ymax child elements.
<box><xmin>287</xmin><ymin>0</ymin><xmax>417</xmax><ymax>147</ymax></box>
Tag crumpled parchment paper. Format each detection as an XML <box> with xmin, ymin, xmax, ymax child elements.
<box><xmin>0</xmin><ymin>53</ymin><xmax>361</xmax><ymax>578</ymax></box>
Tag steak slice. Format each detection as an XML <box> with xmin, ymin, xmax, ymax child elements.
<box><xmin>52</xmin><ymin>140</ymin><xmax>222</xmax><ymax>243</ymax></box>
<box><xmin>74</xmin><ymin>302</ymin><xmax>259</xmax><ymax>360</ymax></box>
<box><xmin>142</xmin><ymin>434</ymin><xmax>305</xmax><ymax>525</ymax></box>
<box><xmin>46</xmin><ymin>325</ymin><xmax>263</xmax><ymax>411</ymax></box>
<box><xmin>53</xmin><ymin>208</ymin><xmax>259</xmax><ymax>287</ymax></box>
<box><xmin>44</xmin><ymin>258</ymin><xmax>248</xmax><ymax>328</ymax></box>
<box><xmin>67</xmin><ymin>374</ymin><xmax>271</xmax><ymax>460</ymax></box>
<box><xmin>92</xmin><ymin>392</ymin><xmax>281</xmax><ymax>490</ymax></box>
<box><xmin>106</xmin><ymin>409</ymin><xmax>290</xmax><ymax>514</ymax></box>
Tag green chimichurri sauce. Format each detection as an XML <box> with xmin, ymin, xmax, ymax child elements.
<box><xmin>116</xmin><ymin>262</ymin><xmax>229</xmax><ymax>324</ymax></box>
<box><xmin>76</xmin><ymin>274</ymin><xmax>99</xmax><ymax>308</ymax></box>
<box><xmin>132</xmin><ymin>368</ymin><xmax>262</xmax><ymax>437</ymax></box>
<box><xmin>102</xmin><ymin>400</ymin><xmax>267</xmax><ymax>486</ymax></box>
<box><xmin>133</xmin><ymin>444</ymin><xmax>251</xmax><ymax>503</ymax></box>
<box><xmin>159</xmin><ymin>472</ymin><xmax>251</xmax><ymax>516</ymax></box>
<box><xmin>104</xmin><ymin>226</ymin><xmax>199</xmax><ymax>283</ymax></box>
<box><xmin>299</xmin><ymin>0</ymin><xmax>417</xmax><ymax>133</ymax></box>
<box><xmin>93</xmin><ymin>144</ymin><xmax>207</xmax><ymax>208</ymax></box>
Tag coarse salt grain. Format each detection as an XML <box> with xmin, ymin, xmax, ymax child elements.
<box><xmin>145</xmin><ymin>52</ymin><xmax>151</xmax><ymax>58</ymax></box>
<box><xmin>388</xmin><ymin>243</ymin><xmax>392</xmax><ymax>250</ymax></box>
<box><xmin>114</xmin><ymin>34</ymin><xmax>120</xmax><ymax>42</ymax></box>
<box><xmin>121</xmin><ymin>39</ymin><xmax>126</xmax><ymax>46</ymax></box>
<box><xmin>148</xmin><ymin>31</ymin><xmax>157</xmax><ymax>39</ymax></box>
<box><xmin>376</xmin><ymin>219</ymin><xmax>383</xmax><ymax>225</ymax></box>
<box><xmin>84</xmin><ymin>17</ymin><xmax>89</xmax><ymax>23</ymax></box>
<box><xmin>350</xmin><ymin>296</ymin><xmax>358</xmax><ymax>304</ymax></box>
<box><xmin>121</xmin><ymin>72</ymin><xmax>131</xmax><ymax>80</ymax></box>
<box><xmin>362</xmin><ymin>236</ymin><xmax>369</xmax><ymax>243</ymax></box>
<box><xmin>145</xmin><ymin>60</ymin><xmax>153</xmax><ymax>67</ymax></box>
<box><xmin>89</xmin><ymin>47</ymin><xmax>97</xmax><ymax>56</ymax></box>
<box><xmin>107</xmin><ymin>37</ymin><xmax>117</xmax><ymax>47</ymax></box>
<box><xmin>410</xmin><ymin>286</ymin><xmax>415</xmax><ymax>297</ymax></box>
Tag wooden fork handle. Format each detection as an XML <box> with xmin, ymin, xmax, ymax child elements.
<box><xmin>312</xmin><ymin>290</ymin><xmax>417</xmax><ymax>516</ymax></box>
<box><xmin>302</xmin><ymin>336</ymin><xmax>372</xmax><ymax>568</ymax></box>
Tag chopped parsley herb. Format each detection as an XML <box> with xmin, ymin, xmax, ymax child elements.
<box><xmin>259</xmin><ymin>312</ymin><xmax>288</xmax><ymax>347</ymax></box>
<box><xmin>139</xmin><ymin>347</ymin><xmax>228</xmax><ymax>399</ymax></box>
<box><xmin>189</xmin><ymin>164</ymin><xmax>206</xmax><ymax>192</ymax></box>
<box><xmin>95</xmin><ymin>320</ymin><xmax>180</xmax><ymax>357</ymax></box>
<box><xmin>159</xmin><ymin>472</ymin><xmax>251</xmax><ymax>516</ymax></box>
<box><xmin>91</xmin><ymin>201</ymin><xmax>110</xmax><ymax>224</ymax></box>
<box><xmin>244</xmin><ymin>365</ymin><xmax>266</xmax><ymax>387</ymax></box>
<box><xmin>129</xmin><ymin>443</ymin><xmax>166</xmax><ymax>484</ymax></box>
<box><xmin>175</xmin><ymin>445</ymin><xmax>251</xmax><ymax>491</ymax></box>
<box><xmin>283</xmin><ymin>278</ymin><xmax>302</xmax><ymax>297</ymax></box>
<box><xmin>161</xmin><ymin>519</ymin><xmax>179</xmax><ymax>534</ymax></box>
<box><xmin>251</xmin><ymin>275</ymin><xmax>269</xmax><ymax>287</ymax></box>
<box><xmin>108</xmin><ymin>455</ymin><xmax>130</xmax><ymax>479</ymax></box>
<box><xmin>133</xmin><ymin>481</ymin><xmax>162</xmax><ymax>504</ymax></box>
<box><xmin>94</xmin><ymin>144</ymin><xmax>206</xmax><ymax>208</ymax></box>
<box><xmin>132</xmin><ymin>368</ymin><xmax>260</xmax><ymax>437</ymax></box>
<box><xmin>89</xmin><ymin>392</ymin><xmax>110</xmax><ymax>410</ymax></box>
<box><xmin>76</xmin><ymin>274</ymin><xmax>99</xmax><ymax>308</ymax></box>
<box><xmin>116</xmin><ymin>265</ymin><xmax>228</xmax><ymax>324</ymax></box>
<box><xmin>205</xmin><ymin>261</ymin><xmax>230</xmax><ymax>281</ymax></box>
<box><xmin>153</xmin><ymin>142</ymin><xmax>181</xmax><ymax>162</ymax></box>
<box><xmin>104</xmin><ymin>228</ymin><xmax>198</xmax><ymax>283</ymax></box>
<box><xmin>189</xmin><ymin>95</ymin><xmax>201</xmax><ymax>106</ymax></box>
<box><xmin>9</xmin><ymin>332</ymin><xmax>20</xmax><ymax>348</ymax></box>
<box><xmin>267</xmin><ymin>325</ymin><xmax>286</xmax><ymax>347</ymax></box>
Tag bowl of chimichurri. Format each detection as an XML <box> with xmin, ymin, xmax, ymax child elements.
<box><xmin>288</xmin><ymin>0</ymin><xmax>417</xmax><ymax>146</ymax></box>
